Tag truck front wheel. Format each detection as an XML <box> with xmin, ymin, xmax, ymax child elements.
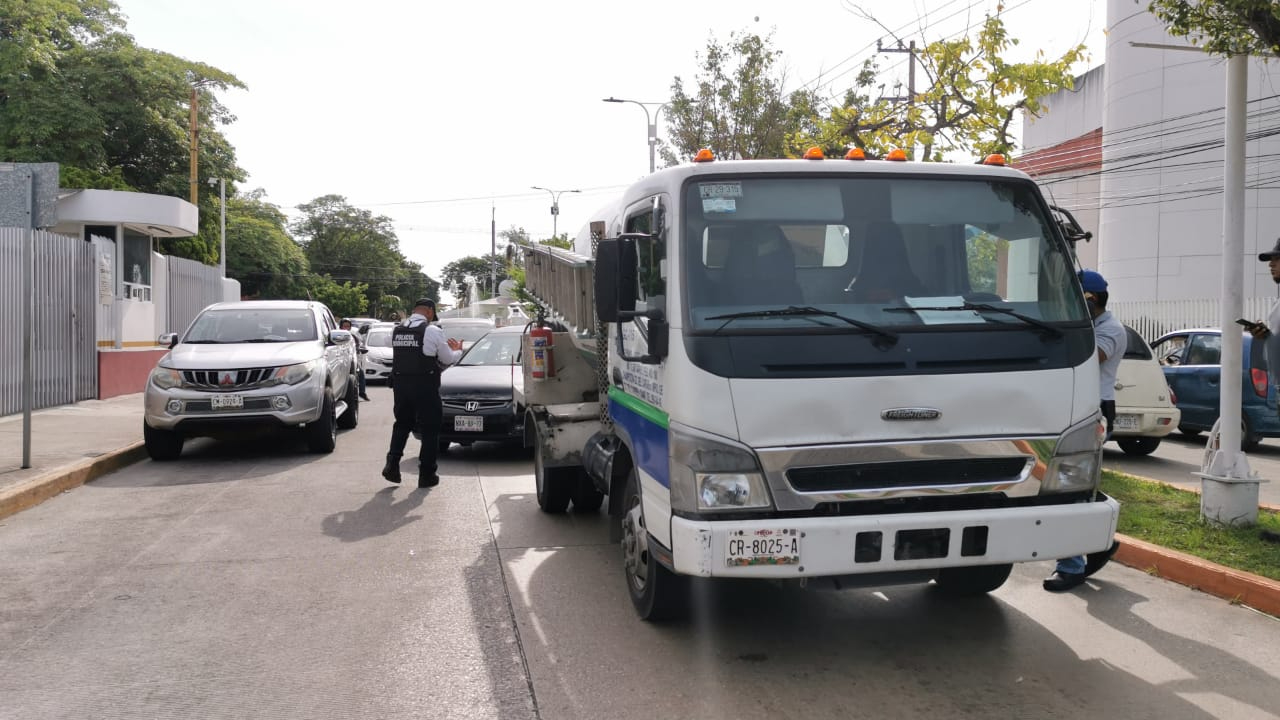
<box><xmin>305</xmin><ymin>392</ymin><xmax>337</xmax><ymax>453</ymax></box>
<box><xmin>621</xmin><ymin>469</ymin><xmax>687</xmax><ymax>621</ymax></box>
<box><xmin>932</xmin><ymin>563</ymin><xmax>1012</xmax><ymax>596</ymax></box>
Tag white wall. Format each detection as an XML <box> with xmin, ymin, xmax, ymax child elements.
<box><xmin>1101</xmin><ymin>0</ymin><xmax>1280</xmax><ymax>302</ymax></box>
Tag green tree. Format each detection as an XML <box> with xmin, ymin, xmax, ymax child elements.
<box><xmin>441</xmin><ymin>255</ymin><xmax>508</xmax><ymax>303</ymax></box>
<box><xmin>660</xmin><ymin>30</ymin><xmax>819</xmax><ymax>164</ymax></box>
<box><xmin>224</xmin><ymin>189</ymin><xmax>308</xmax><ymax>299</ymax></box>
<box><xmin>796</xmin><ymin>12</ymin><xmax>1084</xmax><ymax>159</ymax></box>
<box><xmin>1148</xmin><ymin>0</ymin><xmax>1280</xmax><ymax>56</ymax></box>
<box><xmin>305</xmin><ymin>277</ymin><xmax>369</xmax><ymax>319</ymax></box>
<box><xmin>0</xmin><ymin>0</ymin><xmax>247</xmax><ymax>264</ymax></box>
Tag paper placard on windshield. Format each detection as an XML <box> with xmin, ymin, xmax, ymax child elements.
<box><xmin>702</xmin><ymin>197</ymin><xmax>736</xmax><ymax>214</ymax></box>
<box><xmin>904</xmin><ymin>296</ymin><xmax>982</xmax><ymax>325</ymax></box>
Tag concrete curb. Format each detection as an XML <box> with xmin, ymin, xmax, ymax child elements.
<box><xmin>0</xmin><ymin>442</ymin><xmax>147</xmax><ymax>522</ymax></box>
<box><xmin>1114</xmin><ymin>533</ymin><xmax>1280</xmax><ymax>617</ymax></box>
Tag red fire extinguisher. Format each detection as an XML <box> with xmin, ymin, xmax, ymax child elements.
<box><xmin>530</xmin><ymin>324</ymin><xmax>555</xmax><ymax>380</ymax></box>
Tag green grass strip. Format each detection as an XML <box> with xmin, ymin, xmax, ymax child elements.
<box><xmin>607</xmin><ymin>386</ymin><xmax>669</xmax><ymax>429</ymax></box>
<box><xmin>1102</xmin><ymin>470</ymin><xmax>1280</xmax><ymax>582</ymax></box>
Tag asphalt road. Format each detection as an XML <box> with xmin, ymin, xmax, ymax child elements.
<box><xmin>1104</xmin><ymin>433</ymin><xmax>1280</xmax><ymax>507</ymax></box>
<box><xmin>2</xmin><ymin>385</ymin><xmax>1279</xmax><ymax>720</ymax></box>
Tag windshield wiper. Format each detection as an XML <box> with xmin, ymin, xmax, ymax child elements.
<box><xmin>182</xmin><ymin>339</ymin><xmax>221</xmax><ymax>344</ymax></box>
<box><xmin>886</xmin><ymin>302</ymin><xmax>1063</xmax><ymax>338</ymax></box>
<box><xmin>706</xmin><ymin>305</ymin><xmax>898</xmax><ymax>345</ymax></box>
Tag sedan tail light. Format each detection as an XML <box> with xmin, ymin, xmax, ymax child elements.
<box><xmin>1251</xmin><ymin>367</ymin><xmax>1269</xmax><ymax>398</ymax></box>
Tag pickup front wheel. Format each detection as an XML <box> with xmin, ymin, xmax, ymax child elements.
<box><xmin>305</xmin><ymin>392</ymin><xmax>337</xmax><ymax>453</ymax></box>
<box><xmin>144</xmin><ymin>423</ymin><xmax>184</xmax><ymax>461</ymax></box>
<box><xmin>932</xmin><ymin>563</ymin><xmax>1012</xmax><ymax>596</ymax></box>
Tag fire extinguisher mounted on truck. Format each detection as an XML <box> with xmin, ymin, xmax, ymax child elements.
<box><xmin>515</xmin><ymin>148</ymin><xmax>1119</xmax><ymax>621</ymax></box>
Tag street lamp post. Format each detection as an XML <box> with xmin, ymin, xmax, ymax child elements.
<box><xmin>602</xmin><ymin>96</ymin><xmax>670</xmax><ymax>174</ymax></box>
<box><xmin>530</xmin><ymin>186</ymin><xmax>580</xmax><ymax>241</ymax></box>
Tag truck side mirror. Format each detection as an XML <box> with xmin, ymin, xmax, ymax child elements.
<box><xmin>158</xmin><ymin>332</ymin><xmax>178</xmax><ymax>349</ymax></box>
<box><xmin>594</xmin><ymin>238</ymin><xmax>638</xmax><ymax>323</ymax></box>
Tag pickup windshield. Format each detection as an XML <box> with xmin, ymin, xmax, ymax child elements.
<box><xmin>682</xmin><ymin>175</ymin><xmax>1089</xmax><ymax>334</ymax></box>
<box><xmin>185</xmin><ymin>309</ymin><xmax>318</xmax><ymax>343</ymax></box>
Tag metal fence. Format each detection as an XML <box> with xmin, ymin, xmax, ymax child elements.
<box><xmin>0</xmin><ymin>228</ymin><xmax>97</xmax><ymax>415</ymax></box>
<box><xmin>166</xmin><ymin>254</ymin><xmax>226</xmax><ymax>337</ymax></box>
<box><xmin>1112</xmin><ymin>296</ymin><xmax>1277</xmax><ymax>343</ymax></box>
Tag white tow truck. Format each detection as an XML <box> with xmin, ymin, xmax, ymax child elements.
<box><xmin>517</xmin><ymin>148</ymin><xmax>1119</xmax><ymax>620</ymax></box>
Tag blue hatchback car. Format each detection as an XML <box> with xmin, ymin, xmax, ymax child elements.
<box><xmin>1151</xmin><ymin>328</ymin><xmax>1280</xmax><ymax>449</ymax></box>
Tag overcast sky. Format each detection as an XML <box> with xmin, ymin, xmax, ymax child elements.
<box><xmin>112</xmin><ymin>0</ymin><xmax>1107</xmax><ymax>303</ymax></box>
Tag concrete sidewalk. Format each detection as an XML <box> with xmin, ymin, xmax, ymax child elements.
<box><xmin>0</xmin><ymin>393</ymin><xmax>146</xmax><ymax>519</ymax></box>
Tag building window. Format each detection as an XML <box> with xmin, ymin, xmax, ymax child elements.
<box><xmin>123</xmin><ymin>230</ymin><xmax>152</xmax><ymax>301</ymax></box>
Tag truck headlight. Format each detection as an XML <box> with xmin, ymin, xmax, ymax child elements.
<box><xmin>669</xmin><ymin>424</ymin><xmax>771</xmax><ymax>512</ymax></box>
<box><xmin>269</xmin><ymin>359</ymin><xmax>320</xmax><ymax>386</ymax></box>
<box><xmin>150</xmin><ymin>367</ymin><xmax>182</xmax><ymax>389</ymax></box>
<box><xmin>1041</xmin><ymin>414</ymin><xmax>1105</xmax><ymax>494</ymax></box>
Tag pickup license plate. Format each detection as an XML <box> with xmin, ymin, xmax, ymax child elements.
<box><xmin>726</xmin><ymin>529</ymin><xmax>801</xmax><ymax>567</ymax></box>
<box><xmin>211</xmin><ymin>394</ymin><xmax>243</xmax><ymax>410</ymax></box>
<box><xmin>455</xmin><ymin>416</ymin><xmax>483</xmax><ymax>432</ymax></box>
<box><xmin>1114</xmin><ymin>414</ymin><xmax>1139</xmax><ymax>431</ymax></box>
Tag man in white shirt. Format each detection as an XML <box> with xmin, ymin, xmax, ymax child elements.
<box><xmin>382</xmin><ymin>299</ymin><xmax>463</xmax><ymax>488</ymax></box>
<box><xmin>1247</xmin><ymin>238</ymin><xmax>1280</xmax><ymax>390</ymax></box>
<box><xmin>1045</xmin><ymin>269</ymin><xmax>1126</xmax><ymax>593</ymax></box>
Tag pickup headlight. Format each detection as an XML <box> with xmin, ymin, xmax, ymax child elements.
<box><xmin>669</xmin><ymin>424</ymin><xmax>771</xmax><ymax>512</ymax></box>
<box><xmin>1041</xmin><ymin>414</ymin><xmax>1105</xmax><ymax>494</ymax></box>
<box><xmin>268</xmin><ymin>359</ymin><xmax>321</xmax><ymax>387</ymax></box>
<box><xmin>150</xmin><ymin>367</ymin><xmax>182</xmax><ymax>390</ymax></box>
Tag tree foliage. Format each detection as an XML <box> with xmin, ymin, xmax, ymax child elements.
<box><xmin>305</xmin><ymin>277</ymin><xmax>368</xmax><ymax>320</ymax></box>
<box><xmin>224</xmin><ymin>189</ymin><xmax>308</xmax><ymax>299</ymax></box>
<box><xmin>1148</xmin><ymin>0</ymin><xmax>1280</xmax><ymax>56</ymax></box>
<box><xmin>660</xmin><ymin>30</ymin><xmax>819</xmax><ymax>164</ymax></box>
<box><xmin>0</xmin><ymin>0</ymin><xmax>247</xmax><ymax>265</ymax></box>
<box><xmin>290</xmin><ymin>195</ymin><xmax>437</xmax><ymax>316</ymax></box>
<box><xmin>441</xmin><ymin>254</ymin><xmax>508</xmax><ymax>304</ymax></box>
<box><xmin>796</xmin><ymin>12</ymin><xmax>1084</xmax><ymax>159</ymax></box>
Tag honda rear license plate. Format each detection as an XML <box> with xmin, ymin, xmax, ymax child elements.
<box><xmin>455</xmin><ymin>416</ymin><xmax>483</xmax><ymax>432</ymax></box>
<box><xmin>726</xmin><ymin>528</ymin><xmax>801</xmax><ymax>567</ymax></box>
<box><xmin>1115</xmin><ymin>414</ymin><xmax>1139</xmax><ymax>431</ymax></box>
<box><xmin>211</xmin><ymin>394</ymin><xmax>243</xmax><ymax>410</ymax></box>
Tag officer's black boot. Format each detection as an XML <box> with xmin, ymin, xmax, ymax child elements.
<box><xmin>418</xmin><ymin>466</ymin><xmax>439</xmax><ymax>488</ymax></box>
<box><xmin>381</xmin><ymin>454</ymin><xmax>401</xmax><ymax>484</ymax></box>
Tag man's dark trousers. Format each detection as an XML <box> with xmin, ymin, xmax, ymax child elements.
<box><xmin>388</xmin><ymin>373</ymin><xmax>442</xmax><ymax>476</ymax></box>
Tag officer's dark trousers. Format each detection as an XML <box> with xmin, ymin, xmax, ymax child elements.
<box><xmin>387</xmin><ymin>373</ymin><xmax>442</xmax><ymax>474</ymax></box>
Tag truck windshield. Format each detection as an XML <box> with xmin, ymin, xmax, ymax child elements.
<box><xmin>682</xmin><ymin>175</ymin><xmax>1088</xmax><ymax>333</ymax></box>
<box><xmin>185</xmin><ymin>309</ymin><xmax>317</xmax><ymax>343</ymax></box>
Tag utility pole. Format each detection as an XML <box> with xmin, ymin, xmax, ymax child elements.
<box><xmin>531</xmin><ymin>186</ymin><xmax>580</xmax><ymax>242</ymax></box>
<box><xmin>490</xmin><ymin>204</ymin><xmax>496</xmax><ymax>300</ymax></box>
<box><xmin>878</xmin><ymin>39</ymin><xmax>921</xmax><ymax>159</ymax></box>
<box><xmin>188</xmin><ymin>85</ymin><xmax>199</xmax><ymax>204</ymax></box>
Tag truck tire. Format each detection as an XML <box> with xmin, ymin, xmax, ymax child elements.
<box><xmin>932</xmin><ymin>563</ymin><xmax>1012</xmax><ymax>596</ymax></box>
<box><xmin>534</xmin><ymin>440</ymin><xmax>572</xmax><ymax>513</ymax></box>
<box><xmin>306</xmin><ymin>392</ymin><xmax>337</xmax><ymax>454</ymax></box>
<box><xmin>621</xmin><ymin>468</ymin><xmax>687</xmax><ymax>621</ymax></box>
<box><xmin>571</xmin><ymin>471</ymin><xmax>605</xmax><ymax>513</ymax></box>
<box><xmin>1116</xmin><ymin>437</ymin><xmax>1160</xmax><ymax>456</ymax></box>
<box><xmin>337</xmin><ymin>375</ymin><xmax>359</xmax><ymax>429</ymax></box>
<box><xmin>143</xmin><ymin>423</ymin><xmax>184</xmax><ymax>461</ymax></box>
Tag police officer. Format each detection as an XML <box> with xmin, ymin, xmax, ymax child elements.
<box><xmin>382</xmin><ymin>299</ymin><xmax>462</xmax><ymax>488</ymax></box>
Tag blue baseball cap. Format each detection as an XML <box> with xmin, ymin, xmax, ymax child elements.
<box><xmin>1078</xmin><ymin>270</ymin><xmax>1108</xmax><ymax>293</ymax></box>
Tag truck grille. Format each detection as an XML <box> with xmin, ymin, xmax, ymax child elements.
<box><xmin>182</xmin><ymin>368</ymin><xmax>278</xmax><ymax>390</ymax></box>
<box><xmin>787</xmin><ymin>457</ymin><xmax>1030</xmax><ymax>493</ymax></box>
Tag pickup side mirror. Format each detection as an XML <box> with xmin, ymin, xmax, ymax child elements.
<box><xmin>328</xmin><ymin>329</ymin><xmax>353</xmax><ymax>345</ymax></box>
<box><xmin>158</xmin><ymin>332</ymin><xmax>178</xmax><ymax>349</ymax></box>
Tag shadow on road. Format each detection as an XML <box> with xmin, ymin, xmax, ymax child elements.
<box><xmin>321</xmin><ymin>486</ymin><xmax>427</xmax><ymax>542</ymax></box>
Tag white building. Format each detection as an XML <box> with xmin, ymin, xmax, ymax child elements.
<box><xmin>1020</xmin><ymin>0</ymin><xmax>1280</xmax><ymax>309</ymax></box>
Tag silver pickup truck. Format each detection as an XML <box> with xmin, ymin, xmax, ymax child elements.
<box><xmin>143</xmin><ymin>300</ymin><xmax>360</xmax><ymax>460</ymax></box>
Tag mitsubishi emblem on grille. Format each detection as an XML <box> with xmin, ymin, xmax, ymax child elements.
<box><xmin>465</xmin><ymin>401</ymin><xmax>480</xmax><ymax>412</ymax></box>
<box><xmin>219</xmin><ymin>371</ymin><xmax>236</xmax><ymax>386</ymax></box>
